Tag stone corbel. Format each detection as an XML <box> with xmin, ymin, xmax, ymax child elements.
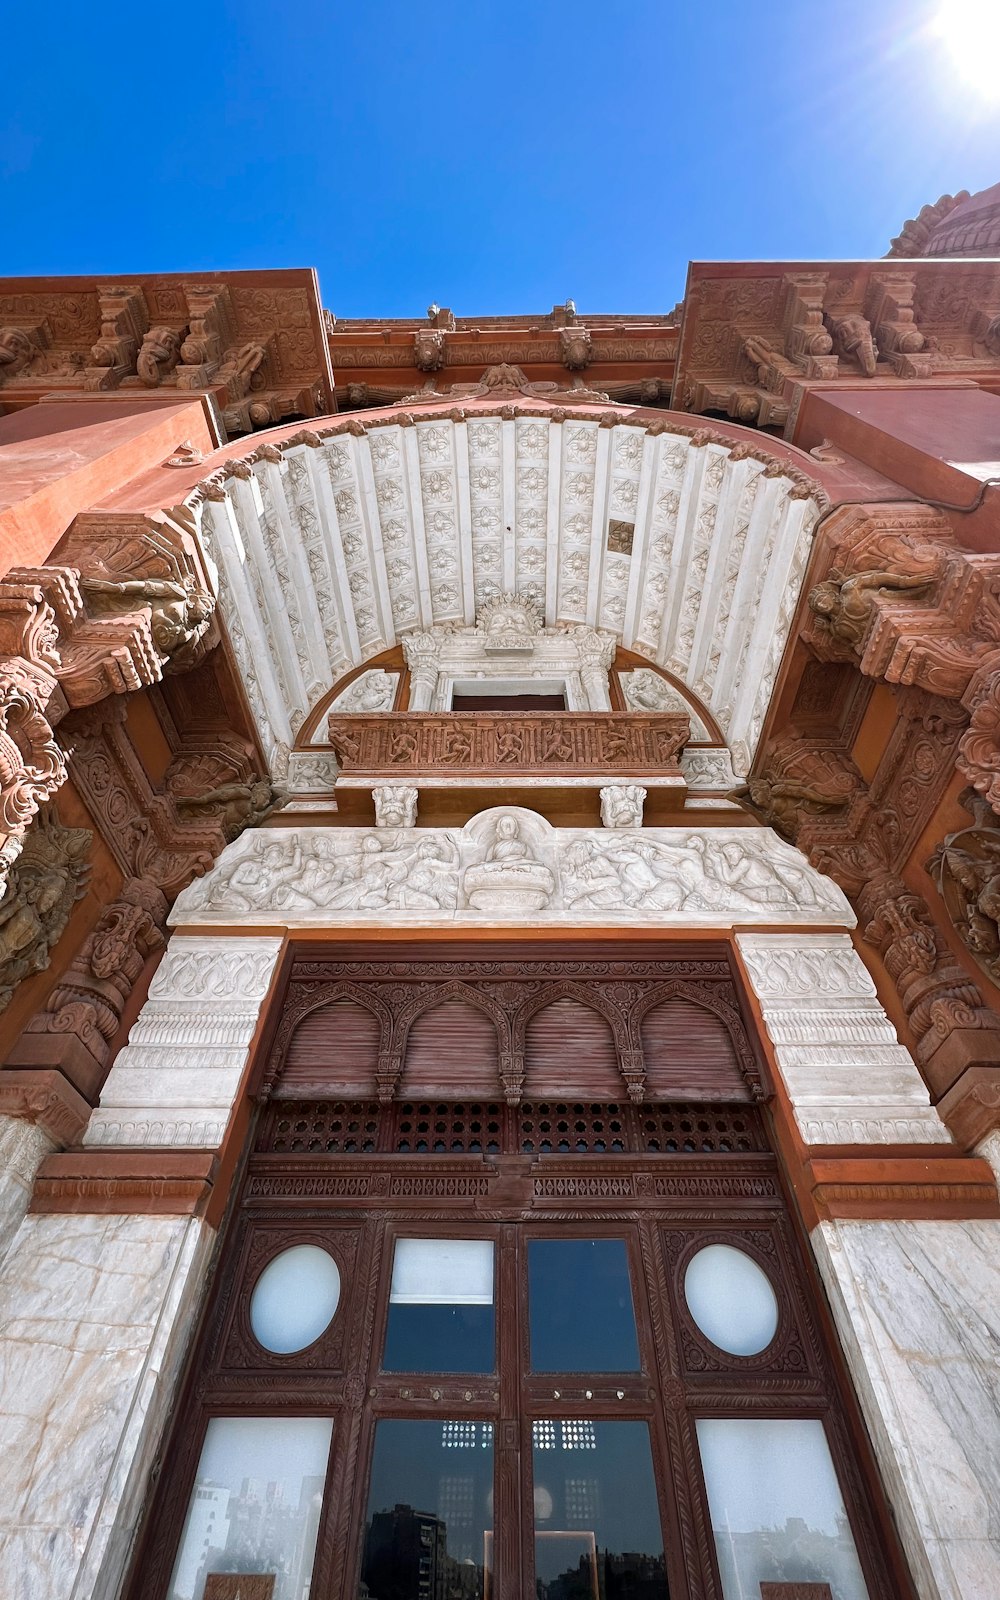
<box><xmin>970</xmin><ymin>308</ymin><xmax>1000</xmax><ymax>358</ymax></box>
<box><xmin>136</xmin><ymin>324</ymin><xmax>186</xmax><ymax>386</ymax></box>
<box><xmin>959</xmin><ymin>664</ymin><xmax>1000</xmax><ymax>813</ymax></box>
<box><xmin>825</xmin><ymin>313</ymin><xmax>878</xmax><ymax>377</ymax></box>
<box><xmin>781</xmin><ymin>272</ymin><xmax>837</xmax><ymax>376</ymax></box>
<box><xmin>176</xmin><ymin>282</ymin><xmax>234</xmax><ymax>387</ymax></box>
<box><xmin>84</xmin><ymin>284</ymin><xmax>149</xmax><ymax>390</ymax></box>
<box><xmin>0</xmin><ymin>324</ymin><xmax>47</xmax><ymax>383</ymax></box>
<box><xmin>802</xmin><ymin>504</ymin><xmax>1000</xmax><ymax>699</ymax></box>
<box><xmin>558</xmin><ymin>325</ymin><xmax>592</xmax><ymax>371</ymax></box>
<box><xmin>414</xmin><ymin>329</ymin><xmax>446</xmax><ymax>372</ymax></box>
<box><xmin>864</xmin><ymin>271</ymin><xmax>931</xmax><ymax>378</ymax></box>
<box><xmin>8</xmin><ymin>876</ymin><xmax>168</xmax><ymax>1102</ymax></box>
<box><xmin>0</xmin><ymin>1069</ymin><xmax>91</xmax><ymax>1147</ymax></box>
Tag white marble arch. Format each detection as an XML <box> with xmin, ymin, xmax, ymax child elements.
<box><xmin>188</xmin><ymin>404</ymin><xmax>824</xmax><ymax>780</ymax></box>
<box><xmin>0</xmin><ymin>852</ymin><xmax>994</xmax><ymax>1600</ymax></box>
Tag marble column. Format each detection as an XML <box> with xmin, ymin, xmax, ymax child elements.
<box><xmin>814</xmin><ymin>1218</ymin><xmax>1000</xmax><ymax>1600</ymax></box>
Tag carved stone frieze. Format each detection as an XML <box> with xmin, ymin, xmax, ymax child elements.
<box><xmin>170</xmin><ymin>807</ymin><xmax>852</xmax><ymax>929</ymax></box>
<box><xmin>0</xmin><ymin>805</ymin><xmax>91</xmax><ymax>1012</ymax></box>
<box><xmin>0</xmin><ymin>270</ymin><xmax>331</xmax><ymax>433</ymax></box>
<box><xmin>328</xmin><ymin>711</ymin><xmax>688</xmax><ymax>778</ymax></box>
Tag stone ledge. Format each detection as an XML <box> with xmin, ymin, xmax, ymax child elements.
<box><xmin>30</xmin><ymin>1150</ymin><xmax>218</xmax><ymax>1215</ymax></box>
<box><xmin>802</xmin><ymin>1151</ymin><xmax>999</xmax><ymax>1220</ymax></box>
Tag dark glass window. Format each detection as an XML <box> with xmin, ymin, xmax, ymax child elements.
<box><xmin>528</xmin><ymin>1239</ymin><xmax>640</xmax><ymax>1372</ymax></box>
<box><xmin>451</xmin><ymin>693</ymin><xmax>567</xmax><ymax>710</ymax></box>
<box><xmin>362</xmin><ymin>1420</ymin><xmax>494</xmax><ymax>1600</ymax></box>
<box><xmin>532</xmin><ymin>1420</ymin><xmax>667</xmax><ymax>1600</ymax></box>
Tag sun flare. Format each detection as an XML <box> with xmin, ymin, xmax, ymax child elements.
<box><xmin>934</xmin><ymin>0</ymin><xmax>1000</xmax><ymax>96</ymax></box>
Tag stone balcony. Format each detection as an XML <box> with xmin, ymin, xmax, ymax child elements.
<box><xmin>326</xmin><ymin>711</ymin><xmax>690</xmax><ymax>825</ymax></box>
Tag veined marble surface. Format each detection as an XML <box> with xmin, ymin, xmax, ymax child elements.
<box><xmin>170</xmin><ymin>807</ymin><xmax>853</xmax><ymax>930</ymax></box>
<box><xmin>814</xmin><ymin>1218</ymin><xmax>1000</xmax><ymax>1600</ymax></box>
<box><xmin>0</xmin><ymin>1211</ymin><xmax>212</xmax><ymax>1600</ymax></box>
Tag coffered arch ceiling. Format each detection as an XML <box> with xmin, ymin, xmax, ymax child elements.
<box><xmin>187</xmin><ymin>399</ymin><xmax>825</xmax><ymax>779</ymax></box>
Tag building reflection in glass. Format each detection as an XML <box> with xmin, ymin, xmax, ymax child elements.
<box><xmin>362</xmin><ymin>1421</ymin><xmax>494</xmax><ymax>1600</ymax></box>
<box><xmin>531</xmin><ymin>1421</ymin><xmax>668</xmax><ymax>1600</ymax></box>
<box><xmin>167</xmin><ymin>1416</ymin><xmax>332</xmax><ymax>1600</ymax></box>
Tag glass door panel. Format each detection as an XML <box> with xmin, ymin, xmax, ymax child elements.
<box><xmin>695</xmin><ymin>1417</ymin><xmax>871</xmax><ymax>1600</ymax></box>
<box><xmin>531</xmin><ymin>1419</ymin><xmax>669</xmax><ymax>1600</ymax></box>
<box><xmin>528</xmin><ymin>1239</ymin><xmax>641</xmax><ymax>1373</ymax></box>
<box><xmin>361</xmin><ymin>1419</ymin><xmax>495</xmax><ymax>1600</ymax></box>
<box><xmin>167</xmin><ymin>1416</ymin><xmax>333</xmax><ymax>1600</ymax></box>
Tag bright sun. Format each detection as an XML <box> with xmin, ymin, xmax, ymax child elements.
<box><xmin>934</xmin><ymin>0</ymin><xmax>1000</xmax><ymax>96</ymax></box>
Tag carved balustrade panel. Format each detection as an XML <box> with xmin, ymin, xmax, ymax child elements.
<box><xmin>327</xmin><ymin>711</ymin><xmax>690</xmax><ymax>775</ymax></box>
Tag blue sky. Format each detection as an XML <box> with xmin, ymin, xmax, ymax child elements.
<box><xmin>4</xmin><ymin>0</ymin><xmax>1000</xmax><ymax>316</ymax></box>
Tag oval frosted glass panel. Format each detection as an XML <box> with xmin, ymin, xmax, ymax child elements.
<box><xmin>250</xmin><ymin>1244</ymin><xmax>342</xmax><ymax>1354</ymax></box>
<box><xmin>684</xmin><ymin>1244</ymin><xmax>778</xmax><ymax>1356</ymax></box>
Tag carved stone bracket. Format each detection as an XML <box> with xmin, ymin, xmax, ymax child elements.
<box><xmin>8</xmin><ymin>876</ymin><xmax>168</xmax><ymax>1101</ymax></box>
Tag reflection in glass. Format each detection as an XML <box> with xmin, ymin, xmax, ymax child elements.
<box><xmin>384</xmin><ymin>1238</ymin><xmax>495</xmax><ymax>1373</ymax></box>
<box><xmin>683</xmin><ymin>1244</ymin><xmax>778</xmax><ymax>1357</ymax></box>
<box><xmin>250</xmin><ymin>1244</ymin><xmax>342</xmax><ymax>1354</ymax></box>
<box><xmin>532</xmin><ymin>1420</ymin><xmax>667</xmax><ymax>1600</ymax></box>
<box><xmin>167</xmin><ymin>1416</ymin><xmax>332</xmax><ymax>1600</ymax></box>
<box><xmin>529</xmin><ymin>1239</ymin><xmax>640</xmax><ymax>1372</ymax></box>
<box><xmin>362</xmin><ymin>1419</ymin><xmax>494</xmax><ymax>1600</ymax></box>
<box><xmin>696</xmin><ymin>1418</ymin><xmax>870</xmax><ymax>1600</ymax></box>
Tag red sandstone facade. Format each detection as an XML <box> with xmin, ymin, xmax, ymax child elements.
<box><xmin>2</xmin><ymin>187</ymin><xmax>1000</xmax><ymax>1600</ymax></box>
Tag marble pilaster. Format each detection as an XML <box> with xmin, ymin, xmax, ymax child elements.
<box><xmin>736</xmin><ymin>932</ymin><xmax>951</xmax><ymax>1145</ymax></box>
<box><xmin>0</xmin><ymin>1210</ymin><xmax>213</xmax><ymax>1600</ymax></box>
<box><xmin>813</xmin><ymin>1218</ymin><xmax>1000</xmax><ymax>1600</ymax></box>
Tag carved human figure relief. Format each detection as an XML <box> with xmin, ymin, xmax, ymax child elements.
<box><xmin>329</xmin><ymin>668</ymin><xmax>398</xmax><ymax>713</ymax></box>
<box><xmin>171</xmin><ymin>811</ymin><xmax>851</xmax><ymax>928</ymax></box>
<box><xmin>463</xmin><ymin>812</ymin><xmax>556</xmax><ymax>911</ymax></box>
<box><xmin>373</xmin><ymin>785</ymin><xmax>418</xmax><ymax>828</ymax></box>
<box><xmin>600</xmin><ymin>784</ymin><xmax>647</xmax><ymax>829</ymax></box>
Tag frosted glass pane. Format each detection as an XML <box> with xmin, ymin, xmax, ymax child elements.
<box><xmin>250</xmin><ymin>1244</ymin><xmax>342</xmax><ymax>1354</ymax></box>
<box><xmin>684</xmin><ymin>1244</ymin><xmax>778</xmax><ymax>1356</ymax></box>
<box><xmin>390</xmin><ymin>1238</ymin><xmax>494</xmax><ymax>1305</ymax></box>
<box><xmin>167</xmin><ymin>1415</ymin><xmax>332</xmax><ymax>1600</ymax></box>
<box><xmin>696</xmin><ymin>1417</ymin><xmax>870</xmax><ymax>1600</ymax></box>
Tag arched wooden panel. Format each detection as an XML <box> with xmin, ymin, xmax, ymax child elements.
<box><xmin>525</xmin><ymin>998</ymin><xmax>620</xmax><ymax>1097</ymax></box>
<box><xmin>641</xmin><ymin>997</ymin><xmax>751</xmax><ymax>1101</ymax></box>
<box><xmin>280</xmin><ymin>998</ymin><xmax>381</xmax><ymax>1095</ymax></box>
<box><xmin>402</xmin><ymin>999</ymin><xmax>499</xmax><ymax>1095</ymax></box>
